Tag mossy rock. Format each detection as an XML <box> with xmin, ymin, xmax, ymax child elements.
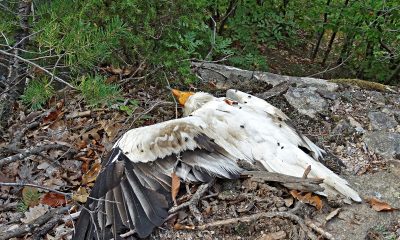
<box><xmin>329</xmin><ymin>78</ymin><xmax>395</xmax><ymax>92</ymax></box>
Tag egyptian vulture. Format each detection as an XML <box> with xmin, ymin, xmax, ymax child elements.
<box><xmin>74</xmin><ymin>89</ymin><xmax>361</xmax><ymax>239</ymax></box>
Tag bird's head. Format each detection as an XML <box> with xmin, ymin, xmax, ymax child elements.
<box><xmin>172</xmin><ymin>89</ymin><xmax>215</xmax><ymax>116</ymax></box>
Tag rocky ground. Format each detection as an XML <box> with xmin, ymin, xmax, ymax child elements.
<box><xmin>0</xmin><ymin>63</ymin><xmax>399</xmax><ymax>240</ymax></box>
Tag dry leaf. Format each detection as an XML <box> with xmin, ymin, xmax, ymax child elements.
<box><xmin>72</xmin><ymin>187</ymin><xmax>89</xmax><ymax>203</ymax></box>
<box><xmin>41</xmin><ymin>192</ymin><xmax>67</xmax><ymax>207</ymax></box>
<box><xmin>22</xmin><ymin>186</ymin><xmax>41</xmax><ymax>207</ymax></box>
<box><xmin>82</xmin><ymin>128</ymin><xmax>101</xmax><ymax>141</ymax></box>
<box><xmin>102</xmin><ymin>65</ymin><xmax>133</xmax><ymax>76</ymax></box>
<box><xmin>79</xmin><ymin>156</ymin><xmax>92</xmax><ymax>173</ymax></box>
<box><xmin>82</xmin><ymin>162</ymin><xmax>101</xmax><ymax>184</ymax></box>
<box><xmin>43</xmin><ymin>109</ymin><xmax>63</xmax><ymax>123</ymax></box>
<box><xmin>76</xmin><ymin>140</ymin><xmax>88</xmax><ymax>149</ymax></box>
<box><xmin>171</xmin><ymin>172</ymin><xmax>181</xmax><ymax>205</ymax></box>
<box><xmin>284</xmin><ymin>197</ymin><xmax>294</xmax><ymax>207</ymax></box>
<box><xmin>106</xmin><ymin>75</ymin><xmax>119</xmax><ymax>83</ymax></box>
<box><xmin>0</xmin><ymin>172</ymin><xmax>13</xmax><ymax>182</ymax></box>
<box><xmin>290</xmin><ymin>190</ymin><xmax>323</xmax><ymax>210</ymax></box>
<box><xmin>0</xmin><ymin>172</ymin><xmax>13</xmax><ymax>192</ymax></box>
<box><xmin>21</xmin><ymin>204</ymin><xmax>49</xmax><ymax>224</ymax></box>
<box><xmin>367</xmin><ymin>197</ymin><xmax>398</xmax><ymax>212</ymax></box>
<box><xmin>325</xmin><ymin>208</ymin><xmax>341</xmax><ymax>221</ymax></box>
<box><xmin>173</xmin><ymin>223</ymin><xmax>195</xmax><ymax>230</ymax></box>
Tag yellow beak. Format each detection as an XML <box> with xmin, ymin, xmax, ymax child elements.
<box><xmin>171</xmin><ymin>89</ymin><xmax>194</xmax><ymax>106</ymax></box>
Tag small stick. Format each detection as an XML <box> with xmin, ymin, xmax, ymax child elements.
<box><xmin>302</xmin><ymin>165</ymin><xmax>312</xmax><ymax>179</ymax></box>
<box><xmin>0</xmin><ymin>143</ymin><xmax>76</xmax><ymax>167</ymax></box>
<box><xmin>305</xmin><ymin>219</ymin><xmax>336</xmax><ymax>240</ymax></box>
<box><xmin>0</xmin><ymin>182</ymin><xmax>72</xmax><ymax>197</ymax></box>
<box><xmin>169</xmin><ymin>181</ymin><xmax>213</xmax><ymax>214</ymax></box>
<box><xmin>0</xmin><ymin>206</ymin><xmax>70</xmax><ymax>240</ymax></box>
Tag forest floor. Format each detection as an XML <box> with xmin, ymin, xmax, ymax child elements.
<box><xmin>0</xmin><ymin>63</ymin><xmax>399</xmax><ymax>240</ymax></box>
<box><xmin>263</xmin><ymin>41</ymin><xmax>355</xmax><ymax>80</ymax></box>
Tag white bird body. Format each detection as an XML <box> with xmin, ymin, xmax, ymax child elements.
<box><xmin>74</xmin><ymin>89</ymin><xmax>361</xmax><ymax>240</ymax></box>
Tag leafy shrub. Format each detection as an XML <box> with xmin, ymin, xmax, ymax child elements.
<box><xmin>21</xmin><ymin>78</ymin><xmax>54</xmax><ymax>110</ymax></box>
<box><xmin>78</xmin><ymin>75</ymin><xmax>121</xmax><ymax>107</ymax></box>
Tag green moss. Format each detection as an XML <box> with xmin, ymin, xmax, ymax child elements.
<box><xmin>329</xmin><ymin>79</ymin><xmax>395</xmax><ymax>92</ymax></box>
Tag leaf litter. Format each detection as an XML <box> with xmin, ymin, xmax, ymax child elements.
<box><xmin>0</xmin><ymin>79</ymin><xmax>399</xmax><ymax>239</ymax></box>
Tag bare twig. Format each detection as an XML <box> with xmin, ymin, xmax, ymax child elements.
<box><xmin>65</xmin><ymin>110</ymin><xmax>92</xmax><ymax>120</ymax></box>
<box><xmin>0</xmin><ymin>206</ymin><xmax>70</xmax><ymax>240</ymax></box>
<box><xmin>302</xmin><ymin>165</ymin><xmax>312</xmax><ymax>179</ymax></box>
<box><xmin>0</xmin><ymin>182</ymin><xmax>72</xmax><ymax>197</ymax></box>
<box><xmin>0</xmin><ymin>143</ymin><xmax>77</xmax><ymax>167</ymax></box>
<box><xmin>307</xmin><ymin>53</ymin><xmax>353</xmax><ymax>78</ymax></box>
<box><xmin>126</xmin><ymin>101</ymin><xmax>171</xmax><ymax>129</ymax></box>
<box><xmin>305</xmin><ymin>219</ymin><xmax>336</xmax><ymax>240</ymax></box>
<box><xmin>204</xmin><ymin>16</ymin><xmax>216</xmax><ymax>61</ymax></box>
<box><xmin>169</xmin><ymin>181</ymin><xmax>213</xmax><ymax>214</ymax></box>
<box><xmin>32</xmin><ymin>213</ymin><xmax>65</xmax><ymax>239</ymax></box>
<box><xmin>0</xmin><ymin>49</ymin><xmax>75</xmax><ymax>89</ymax></box>
<box><xmin>163</xmin><ymin>72</ymin><xmax>178</xmax><ymax>119</ymax></box>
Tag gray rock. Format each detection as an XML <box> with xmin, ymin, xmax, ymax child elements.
<box><xmin>353</xmin><ymin>91</ymin><xmax>367</xmax><ymax>101</ymax></box>
<box><xmin>363</xmin><ymin>131</ymin><xmax>400</xmax><ymax>158</ymax></box>
<box><xmin>348</xmin><ymin>117</ymin><xmax>366</xmax><ymax>133</ymax></box>
<box><xmin>339</xmin><ymin>91</ymin><xmax>353</xmax><ymax>102</ymax></box>
<box><xmin>367</xmin><ymin>112</ymin><xmax>398</xmax><ymax>130</ymax></box>
<box><xmin>317</xmin><ymin>89</ymin><xmax>337</xmax><ymax>100</ymax></box>
<box><xmin>191</xmin><ymin>62</ymin><xmax>339</xmax><ymax>91</ymax></box>
<box><xmin>368</xmin><ymin>91</ymin><xmax>386</xmax><ymax>105</ymax></box>
<box><xmin>284</xmin><ymin>87</ymin><xmax>327</xmax><ymax>118</ymax></box>
<box><xmin>332</xmin><ymin>119</ymin><xmax>353</xmax><ymax>135</ymax></box>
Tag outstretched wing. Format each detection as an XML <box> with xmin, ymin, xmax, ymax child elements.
<box><xmin>73</xmin><ymin>116</ymin><xmax>243</xmax><ymax>239</ymax></box>
<box><xmin>222</xmin><ymin>89</ymin><xmax>360</xmax><ymax>202</ymax></box>
<box><xmin>226</xmin><ymin>89</ymin><xmax>325</xmax><ymax>160</ymax></box>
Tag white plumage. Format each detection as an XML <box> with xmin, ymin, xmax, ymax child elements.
<box><xmin>74</xmin><ymin>89</ymin><xmax>361</xmax><ymax>240</ymax></box>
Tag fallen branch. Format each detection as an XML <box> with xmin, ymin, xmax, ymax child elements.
<box><xmin>0</xmin><ymin>182</ymin><xmax>72</xmax><ymax>197</ymax></box>
<box><xmin>65</xmin><ymin>110</ymin><xmax>92</xmax><ymax>120</ymax></box>
<box><xmin>32</xmin><ymin>213</ymin><xmax>65</xmax><ymax>239</ymax></box>
<box><xmin>305</xmin><ymin>219</ymin><xmax>336</xmax><ymax>240</ymax></box>
<box><xmin>169</xmin><ymin>181</ymin><xmax>213</xmax><ymax>215</ymax></box>
<box><xmin>0</xmin><ymin>49</ymin><xmax>75</xmax><ymax>89</ymax></box>
<box><xmin>195</xmin><ymin>211</ymin><xmax>317</xmax><ymax>240</ymax></box>
<box><xmin>242</xmin><ymin>171</ymin><xmax>324</xmax><ymax>192</ymax></box>
<box><xmin>0</xmin><ymin>206</ymin><xmax>70</xmax><ymax>240</ymax></box>
<box><xmin>0</xmin><ymin>143</ymin><xmax>77</xmax><ymax>167</ymax></box>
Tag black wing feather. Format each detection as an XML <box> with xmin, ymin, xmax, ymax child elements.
<box><xmin>74</xmin><ymin>133</ymin><xmax>243</xmax><ymax>239</ymax></box>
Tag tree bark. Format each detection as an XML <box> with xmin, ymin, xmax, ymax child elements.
<box><xmin>321</xmin><ymin>0</ymin><xmax>350</xmax><ymax>66</ymax></box>
<box><xmin>311</xmin><ymin>0</ymin><xmax>331</xmax><ymax>61</ymax></box>
<box><xmin>336</xmin><ymin>33</ymin><xmax>355</xmax><ymax>65</ymax></box>
<box><xmin>217</xmin><ymin>0</ymin><xmax>238</xmax><ymax>35</ymax></box>
<box><xmin>0</xmin><ymin>0</ymin><xmax>32</xmax><ymax>131</ymax></box>
<box><xmin>322</xmin><ymin>31</ymin><xmax>337</xmax><ymax>66</ymax></box>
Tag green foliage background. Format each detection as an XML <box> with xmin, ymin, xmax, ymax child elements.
<box><xmin>0</xmin><ymin>0</ymin><xmax>399</xmax><ymax>107</ymax></box>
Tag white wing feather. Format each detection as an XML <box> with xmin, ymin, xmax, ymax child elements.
<box><xmin>195</xmin><ymin>92</ymin><xmax>361</xmax><ymax>202</ymax></box>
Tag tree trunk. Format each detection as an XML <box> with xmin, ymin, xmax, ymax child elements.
<box><xmin>322</xmin><ymin>31</ymin><xmax>337</xmax><ymax>66</ymax></box>
<box><xmin>336</xmin><ymin>33</ymin><xmax>355</xmax><ymax>65</ymax></box>
<box><xmin>321</xmin><ymin>0</ymin><xmax>350</xmax><ymax>66</ymax></box>
<box><xmin>217</xmin><ymin>0</ymin><xmax>238</xmax><ymax>35</ymax></box>
<box><xmin>0</xmin><ymin>0</ymin><xmax>32</xmax><ymax>130</ymax></box>
<box><xmin>386</xmin><ymin>61</ymin><xmax>400</xmax><ymax>84</ymax></box>
<box><xmin>311</xmin><ymin>0</ymin><xmax>331</xmax><ymax>61</ymax></box>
